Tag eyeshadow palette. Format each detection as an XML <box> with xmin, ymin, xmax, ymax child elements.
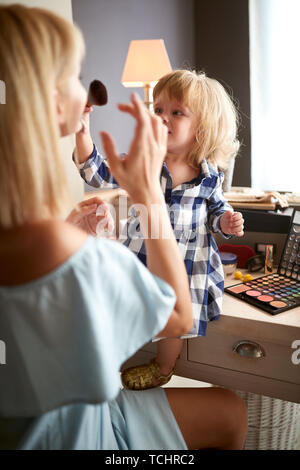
<box><xmin>225</xmin><ymin>209</ymin><xmax>300</xmax><ymax>314</ymax></box>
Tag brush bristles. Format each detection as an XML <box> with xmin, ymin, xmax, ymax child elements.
<box><xmin>87</xmin><ymin>80</ymin><xmax>108</xmax><ymax>106</ymax></box>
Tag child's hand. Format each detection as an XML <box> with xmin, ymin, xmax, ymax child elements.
<box><xmin>220</xmin><ymin>211</ymin><xmax>244</xmax><ymax>237</ymax></box>
<box><xmin>77</xmin><ymin>105</ymin><xmax>93</xmax><ymax>136</ymax></box>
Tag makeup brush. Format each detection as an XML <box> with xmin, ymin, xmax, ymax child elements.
<box><xmin>87</xmin><ymin>80</ymin><xmax>108</xmax><ymax>107</ymax></box>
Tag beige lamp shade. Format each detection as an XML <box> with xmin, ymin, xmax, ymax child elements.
<box><xmin>121</xmin><ymin>39</ymin><xmax>172</xmax><ymax>87</ymax></box>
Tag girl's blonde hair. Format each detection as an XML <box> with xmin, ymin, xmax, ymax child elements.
<box><xmin>0</xmin><ymin>5</ymin><xmax>85</xmax><ymax>228</ymax></box>
<box><xmin>153</xmin><ymin>69</ymin><xmax>240</xmax><ymax>170</ymax></box>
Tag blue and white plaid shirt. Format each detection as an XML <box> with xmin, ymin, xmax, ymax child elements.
<box><xmin>78</xmin><ymin>145</ymin><xmax>233</xmax><ymax>337</ymax></box>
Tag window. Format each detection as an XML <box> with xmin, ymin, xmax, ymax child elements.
<box><xmin>249</xmin><ymin>0</ymin><xmax>300</xmax><ymax>192</ymax></box>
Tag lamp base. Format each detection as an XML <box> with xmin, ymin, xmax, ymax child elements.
<box><xmin>144</xmin><ymin>83</ymin><xmax>154</xmax><ymax>111</ymax></box>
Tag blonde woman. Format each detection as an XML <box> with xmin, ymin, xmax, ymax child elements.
<box><xmin>75</xmin><ymin>70</ymin><xmax>245</xmax><ymax>390</ymax></box>
<box><xmin>0</xmin><ymin>5</ymin><xmax>247</xmax><ymax>450</ymax></box>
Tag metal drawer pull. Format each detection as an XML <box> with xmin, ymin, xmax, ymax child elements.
<box><xmin>232</xmin><ymin>341</ymin><xmax>265</xmax><ymax>359</ymax></box>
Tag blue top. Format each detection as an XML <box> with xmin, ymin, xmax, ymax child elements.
<box><xmin>78</xmin><ymin>145</ymin><xmax>233</xmax><ymax>336</ymax></box>
<box><xmin>0</xmin><ymin>237</ymin><xmax>187</xmax><ymax>449</ymax></box>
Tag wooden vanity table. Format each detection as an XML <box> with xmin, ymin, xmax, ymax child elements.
<box><xmin>123</xmin><ymin>273</ymin><xmax>300</xmax><ymax>404</ymax></box>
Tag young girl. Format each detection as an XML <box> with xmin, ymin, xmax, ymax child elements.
<box><xmin>75</xmin><ymin>69</ymin><xmax>244</xmax><ymax>390</ymax></box>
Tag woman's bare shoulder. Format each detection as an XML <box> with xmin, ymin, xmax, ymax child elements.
<box><xmin>0</xmin><ymin>219</ymin><xmax>88</xmax><ymax>286</ymax></box>
<box><xmin>47</xmin><ymin>219</ymin><xmax>89</xmax><ymax>252</ymax></box>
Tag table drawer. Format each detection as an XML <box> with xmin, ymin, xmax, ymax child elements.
<box><xmin>187</xmin><ymin>318</ymin><xmax>300</xmax><ymax>386</ymax></box>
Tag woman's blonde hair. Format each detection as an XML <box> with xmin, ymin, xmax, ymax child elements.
<box><xmin>0</xmin><ymin>5</ymin><xmax>85</xmax><ymax>228</ymax></box>
<box><xmin>153</xmin><ymin>69</ymin><xmax>240</xmax><ymax>170</ymax></box>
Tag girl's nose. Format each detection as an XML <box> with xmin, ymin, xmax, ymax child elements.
<box><xmin>161</xmin><ymin>113</ymin><xmax>169</xmax><ymax>125</ymax></box>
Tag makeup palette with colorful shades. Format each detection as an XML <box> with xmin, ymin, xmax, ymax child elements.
<box><xmin>225</xmin><ymin>209</ymin><xmax>300</xmax><ymax>314</ymax></box>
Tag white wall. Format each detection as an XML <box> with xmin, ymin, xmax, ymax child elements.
<box><xmin>0</xmin><ymin>0</ymin><xmax>84</xmax><ymax>211</ymax></box>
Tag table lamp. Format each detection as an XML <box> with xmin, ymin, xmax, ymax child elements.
<box><xmin>121</xmin><ymin>39</ymin><xmax>172</xmax><ymax>110</ymax></box>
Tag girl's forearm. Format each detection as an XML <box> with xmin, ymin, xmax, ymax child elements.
<box><xmin>74</xmin><ymin>132</ymin><xmax>94</xmax><ymax>164</ymax></box>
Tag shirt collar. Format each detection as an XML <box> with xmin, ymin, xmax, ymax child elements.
<box><xmin>161</xmin><ymin>158</ymin><xmax>219</xmax><ymax>190</ymax></box>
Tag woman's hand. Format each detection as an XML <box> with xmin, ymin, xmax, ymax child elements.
<box><xmin>66</xmin><ymin>197</ymin><xmax>115</xmax><ymax>238</ymax></box>
<box><xmin>100</xmin><ymin>93</ymin><xmax>167</xmax><ymax>204</ymax></box>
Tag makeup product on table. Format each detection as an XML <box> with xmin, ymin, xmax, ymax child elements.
<box><xmin>245</xmin><ymin>254</ymin><xmax>265</xmax><ymax>272</ymax></box>
<box><xmin>265</xmin><ymin>244</ymin><xmax>273</xmax><ymax>274</ymax></box>
<box><xmin>220</xmin><ymin>252</ymin><xmax>237</xmax><ymax>276</ymax></box>
<box><xmin>219</xmin><ymin>244</ymin><xmax>255</xmax><ymax>268</ymax></box>
<box><xmin>225</xmin><ymin>209</ymin><xmax>300</xmax><ymax>314</ymax></box>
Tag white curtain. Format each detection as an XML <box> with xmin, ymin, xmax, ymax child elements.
<box><xmin>249</xmin><ymin>0</ymin><xmax>300</xmax><ymax>192</ymax></box>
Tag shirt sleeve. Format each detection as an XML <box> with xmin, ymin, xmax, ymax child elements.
<box><xmin>74</xmin><ymin>144</ymin><xmax>119</xmax><ymax>189</ymax></box>
<box><xmin>206</xmin><ymin>172</ymin><xmax>234</xmax><ymax>239</ymax></box>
